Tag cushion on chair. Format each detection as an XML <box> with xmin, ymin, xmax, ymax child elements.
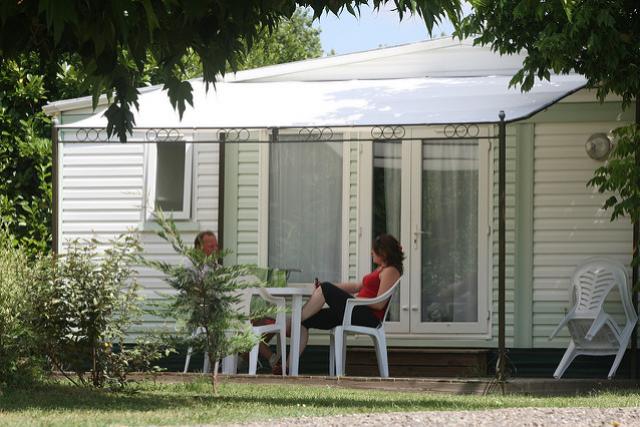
<box><xmin>268</xmin><ymin>268</ymin><xmax>287</xmax><ymax>288</ymax></box>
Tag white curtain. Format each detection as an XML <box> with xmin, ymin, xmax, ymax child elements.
<box><xmin>373</xmin><ymin>140</ymin><xmax>402</xmax><ymax>321</ymax></box>
<box><xmin>268</xmin><ymin>138</ymin><xmax>343</xmax><ymax>284</ymax></box>
<box><xmin>421</xmin><ymin>139</ymin><xmax>478</xmax><ymax>323</ymax></box>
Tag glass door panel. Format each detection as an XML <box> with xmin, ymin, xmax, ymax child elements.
<box><xmin>420</xmin><ymin>140</ymin><xmax>478</xmax><ymax>324</ymax></box>
<box><xmin>410</xmin><ymin>138</ymin><xmax>488</xmax><ymax>334</ymax></box>
<box><xmin>372</xmin><ymin>140</ymin><xmax>402</xmax><ymax>321</ymax></box>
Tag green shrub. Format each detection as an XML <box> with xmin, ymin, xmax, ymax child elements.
<box><xmin>31</xmin><ymin>235</ymin><xmax>171</xmax><ymax>389</ymax></box>
<box><xmin>0</xmin><ymin>231</ymin><xmax>48</xmax><ymax>387</ymax></box>
<box><xmin>144</xmin><ymin>211</ymin><xmax>262</xmax><ymax>393</ymax></box>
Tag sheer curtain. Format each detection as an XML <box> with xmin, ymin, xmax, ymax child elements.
<box><xmin>155</xmin><ymin>142</ymin><xmax>185</xmax><ymax>211</ymax></box>
<box><xmin>268</xmin><ymin>138</ymin><xmax>343</xmax><ymax>284</ymax></box>
<box><xmin>421</xmin><ymin>139</ymin><xmax>478</xmax><ymax>323</ymax></box>
<box><xmin>373</xmin><ymin>140</ymin><xmax>402</xmax><ymax>321</ymax></box>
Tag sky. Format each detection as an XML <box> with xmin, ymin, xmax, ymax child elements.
<box><xmin>313</xmin><ymin>3</ymin><xmax>462</xmax><ymax>55</ymax></box>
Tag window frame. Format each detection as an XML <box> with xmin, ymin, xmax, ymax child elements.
<box><xmin>145</xmin><ymin>141</ymin><xmax>193</xmax><ymax>220</ymax></box>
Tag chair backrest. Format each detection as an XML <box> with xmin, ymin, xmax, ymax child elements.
<box><xmin>570</xmin><ymin>257</ymin><xmax>630</xmax><ymax>317</ymax></box>
<box><xmin>379</xmin><ymin>276</ymin><xmax>402</xmax><ymax>325</ymax></box>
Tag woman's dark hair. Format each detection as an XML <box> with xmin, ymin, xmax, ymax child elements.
<box><xmin>373</xmin><ymin>234</ymin><xmax>405</xmax><ymax>275</ymax></box>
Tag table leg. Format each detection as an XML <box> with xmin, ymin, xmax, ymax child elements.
<box><xmin>290</xmin><ymin>295</ymin><xmax>303</xmax><ymax>376</ymax></box>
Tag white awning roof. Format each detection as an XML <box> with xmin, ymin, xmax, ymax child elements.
<box><xmin>60</xmin><ymin>74</ymin><xmax>586</xmax><ymax>130</ymax></box>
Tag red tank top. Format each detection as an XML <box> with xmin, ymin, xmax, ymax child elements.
<box><xmin>357</xmin><ymin>267</ymin><xmax>386</xmax><ymax>320</ymax></box>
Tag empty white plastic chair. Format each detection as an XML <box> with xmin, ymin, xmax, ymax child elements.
<box><xmin>184</xmin><ymin>286</ymin><xmax>288</xmax><ymax>376</ymax></box>
<box><xmin>329</xmin><ymin>276</ymin><xmax>402</xmax><ymax>378</ymax></box>
<box><xmin>549</xmin><ymin>257</ymin><xmax>638</xmax><ymax>379</ymax></box>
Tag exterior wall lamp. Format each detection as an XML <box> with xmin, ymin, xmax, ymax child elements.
<box><xmin>585</xmin><ymin>133</ymin><xmax>613</xmax><ymax>160</ymax></box>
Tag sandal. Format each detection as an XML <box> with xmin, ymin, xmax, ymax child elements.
<box><xmin>271</xmin><ymin>361</ymin><xmax>282</xmax><ymax>375</ymax></box>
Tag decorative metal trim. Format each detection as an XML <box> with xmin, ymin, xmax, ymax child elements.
<box><xmin>371</xmin><ymin>125</ymin><xmax>405</xmax><ymax>139</ymax></box>
<box><xmin>443</xmin><ymin>124</ymin><xmax>480</xmax><ymax>138</ymax></box>
<box><xmin>145</xmin><ymin>128</ymin><xmax>183</xmax><ymax>141</ymax></box>
<box><xmin>75</xmin><ymin>128</ymin><xmax>108</xmax><ymax>142</ymax></box>
<box><xmin>217</xmin><ymin>128</ymin><xmax>251</xmax><ymax>142</ymax></box>
<box><xmin>298</xmin><ymin>127</ymin><xmax>334</xmax><ymax>141</ymax></box>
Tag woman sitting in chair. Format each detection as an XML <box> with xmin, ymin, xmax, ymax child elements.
<box><xmin>275</xmin><ymin>234</ymin><xmax>403</xmax><ymax>373</ymax></box>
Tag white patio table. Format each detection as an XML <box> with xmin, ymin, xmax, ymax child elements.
<box><xmin>260</xmin><ymin>286</ymin><xmax>314</xmax><ymax>376</ymax></box>
<box><xmin>222</xmin><ymin>285</ymin><xmax>314</xmax><ymax>376</ymax></box>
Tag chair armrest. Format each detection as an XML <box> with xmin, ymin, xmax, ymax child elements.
<box><xmin>342</xmin><ymin>288</ymin><xmax>396</xmax><ymax>327</ymax></box>
<box><xmin>256</xmin><ymin>287</ymin><xmax>286</xmax><ymax>306</ymax></box>
<box><xmin>549</xmin><ymin>307</ymin><xmax>576</xmax><ymax>340</ymax></box>
<box><xmin>341</xmin><ymin>277</ymin><xmax>402</xmax><ymax>327</ymax></box>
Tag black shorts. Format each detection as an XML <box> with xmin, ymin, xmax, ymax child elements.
<box><xmin>302</xmin><ymin>282</ymin><xmax>380</xmax><ymax>330</ymax></box>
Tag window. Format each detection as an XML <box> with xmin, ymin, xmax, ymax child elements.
<box><xmin>267</xmin><ymin>138</ymin><xmax>343</xmax><ymax>284</ymax></box>
<box><xmin>146</xmin><ymin>141</ymin><xmax>193</xmax><ymax>219</ymax></box>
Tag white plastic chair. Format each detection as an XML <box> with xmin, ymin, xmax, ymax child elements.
<box><xmin>549</xmin><ymin>257</ymin><xmax>638</xmax><ymax>379</ymax></box>
<box><xmin>183</xmin><ymin>286</ymin><xmax>288</xmax><ymax>376</ymax></box>
<box><xmin>329</xmin><ymin>276</ymin><xmax>402</xmax><ymax>378</ymax></box>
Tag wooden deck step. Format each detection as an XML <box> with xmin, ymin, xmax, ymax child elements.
<box><xmin>345</xmin><ymin>347</ymin><xmax>489</xmax><ymax>378</ymax></box>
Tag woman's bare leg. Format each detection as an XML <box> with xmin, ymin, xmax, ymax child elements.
<box><xmin>287</xmin><ymin>326</ymin><xmax>309</xmax><ymax>368</ymax></box>
<box><xmin>301</xmin><ymin>286</ymin><xmax>326</xmax><ymax>321</ymax></box>
<box><xmin>298</xmin><ymin>326</ymin><xmax>309</xmax><ymax>356</ymax></box>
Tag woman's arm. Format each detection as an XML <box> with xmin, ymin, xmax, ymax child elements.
<box><xmin>368</xmin><ymin>267</ymin><xmax>400</xmax><ymax>311</ymax></box>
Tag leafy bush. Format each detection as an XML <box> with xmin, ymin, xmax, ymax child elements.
<box><xmin>0</xmin><ymin>54</ymin><xmax>54</xmax><ymax>255</ymax></box>
<box><xmin>144</xmin><ymin>212</ymin><xmax>261</xmax><ymax>393</ymax></box>
<box><xmin>0</xmin><ymin>231</ymin><xmax>48</xmax><ymax>387</ymax></box>
<box><xmin>31</xmin><ymin>235</ymin><xmax>171</xmax><ymax>389</ymax></box>
<box><xmin>588</xmin><ymin>124</ymin><xmax>640</xmax><ymax>269</ymax></box>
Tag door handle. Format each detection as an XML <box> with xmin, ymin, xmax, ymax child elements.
<box><xmin>401</xmin><ymin>305</ymin><xmax>409</xmax><ymax>311</ymax></box>
<box><xmin>412</xmin><ymin>230</ymin><xmax>428</xmax><ymax>249</ymax></box>
<box><xmin>411</xmin><ymin>306</ymin><xmax>419</xmax><ymax>311</ymax></box>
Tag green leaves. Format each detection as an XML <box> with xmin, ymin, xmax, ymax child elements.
<box><xmin>38</xmin><ymin>0</ymin><xmax>79</xmax><ymax>44</ymax></box>
<box><xmin>165</xmin><ymin>78</ymin><xmax>194</xmax><ymax>120</ymax></box>
<box><xmin>237</xmin><ymin>9</ymin><xmax>322</xmax><ymax>71</ymax></box>
<box><xmin>28</xmin><ymin>234</ymin><xmax>158</xmax><ymax>388</ymax></box>
<box><xmin>2</xmin><ymin>1</ymin><xmax>463</xmax><ymax>141</ymax></box>
<box><xmin>0</xmin><ymin>231</ymin><xmax>48</xmax><ymax>386</ymax></box>
<box><xmin>145</xmin><ymin>211</ymin><xmax>265</xmax><ymax>393</ymax></box>
<box><xmin>457</xmin><ymin>0</ymin><xmax>640</xmax><ymax>108</ymax></box>
<box><xmin>140</xmin><ymin>0</ymin><xmax>160</xmax><ymax>39</ymax></box>
<box><xmin>588</xmin><ymin>124</ymin><xmax>640</xmax><ymax>267</ymax></box>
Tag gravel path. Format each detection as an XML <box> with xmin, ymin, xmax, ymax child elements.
<box><xmin>230</xmin><ymin>407</ymin><xmax>640</xmax><ymax>426</ymax></box>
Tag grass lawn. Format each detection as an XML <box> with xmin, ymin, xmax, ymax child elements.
<box><xmin>1</xmin><ymin>380</ymin><xmax>639</xmax><ymax>426</ymax></box>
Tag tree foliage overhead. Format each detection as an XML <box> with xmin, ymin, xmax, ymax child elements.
<box><xmin>0</xmin><ymin>1</ymin><xmax>460</xmax><ymax>141</ymax></box>
<box><xmin>458</xmin><ymin>0</ymin><xmax>640</xmax><ymax>268</ymax></box>
<box><xmin>457</xmin><ymin>0</ymin><xmax>640</xmax><ymax>105</ymax></box>
<box><xmin>238</xmin><ymin>8</ymin><xmax>323</xmax><ymax>71</ymax></box>
<box><xmin>0</xmin><ymin>7</ymin><xmax>323</xmax><ymax>254</ymax></box>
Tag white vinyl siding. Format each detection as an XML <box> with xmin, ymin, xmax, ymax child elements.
<box><xmin>194</xmin><ymin>143</ymin><xmax>220</xmax><ymax>230</ymax></box>
<box><xmin>236</xmin><ymin>143</ymin><xmax>261</xmax><ymax>265</ymax></box>
<box><xmin>532</xmin><ymin>122</ymin><xmax>633</xmax><ymax>348</ymax></box>
<box><xmin>59</xmin><ymin>111</ymin><xmax>220</xmax><ymax>338</ymax></box>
